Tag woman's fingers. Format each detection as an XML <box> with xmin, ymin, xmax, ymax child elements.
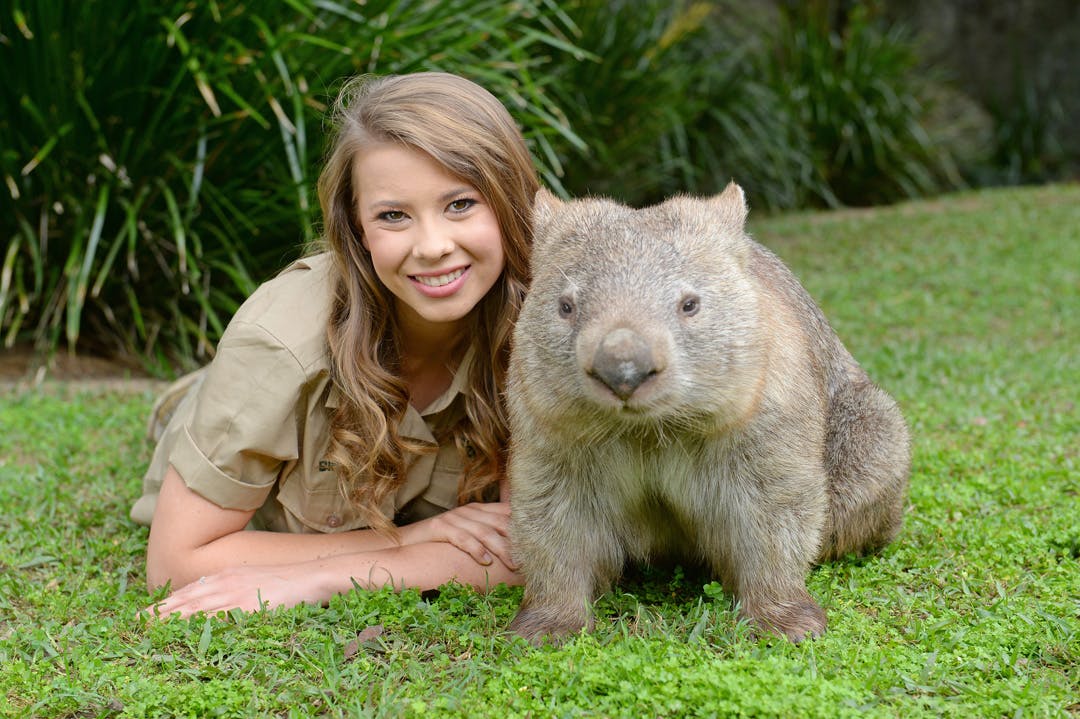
<box><xmin>143</xmin><ymin>566</ymin><xmax>318</xmax><ymax>619</ymax></box>
<box><xmin>145</xmin><ymin>575</ymin><xmax>250</xmax><ymax>618</ymax></box>
<box><xmin>437</xmin><ymin>503</ymin><xmax>516</xmax><ymax>569</ymax></box>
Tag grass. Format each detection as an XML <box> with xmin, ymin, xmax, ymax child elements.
<box><xmin>1</xmin><ymin>184</ymin><xmax>1077</xmax><ymax>718</ymax></box>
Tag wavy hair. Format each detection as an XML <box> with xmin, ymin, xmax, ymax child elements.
<box><xmin>315</xmin><ymin>72</ymin><xmax>538</xmax><ymax>535</ymax></box>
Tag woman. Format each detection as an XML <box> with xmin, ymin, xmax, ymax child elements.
<box><xmin>133</xmin><ymin>72</ymin><xmax>539</xmax><ymax>618</ymax></box>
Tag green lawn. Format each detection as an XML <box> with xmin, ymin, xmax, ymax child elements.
<box><xmin>1</xmin><ymin>184</ymin><xmax>1077</xmax><ymax>718</ymax></box>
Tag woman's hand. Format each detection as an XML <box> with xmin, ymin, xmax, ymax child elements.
<box><xmin>146</xmin><ymin>564</ymin><xmax>337</xmax><ymax>619</ymax></box>
<box><xmin>401</xmin><ymin>501</ymin><xmax>517</xmax><ymax>570</ymax></box>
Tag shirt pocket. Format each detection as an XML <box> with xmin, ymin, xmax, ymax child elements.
<box><xmin>276</xmin><ymin>463</ymin><xmax>369</xmax><ymax>533</ymax></box>
<box><xmin>421</xmin><ymin>449</ymin><xmax>463</xmax><ymax>510</ymax></box>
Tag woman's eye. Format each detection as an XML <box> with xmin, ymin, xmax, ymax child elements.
<box><xmin>448</xmin><ymin>198</ymin><xmax>475</xmax><ymax>213</ymax></box>
<box><xmin>378</xmin><ymin>210</ymin><xmax>406</xmax><ymax>222</ymax></box>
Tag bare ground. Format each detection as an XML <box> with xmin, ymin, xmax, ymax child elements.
<box><xmin>0</xmin><ymin>344</ymin><xmax>165</xmax><ymax>394</ymax></box>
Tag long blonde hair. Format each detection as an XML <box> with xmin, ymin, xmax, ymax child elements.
<box><xmin>316</xmin><ymin>72</ymin><xmax>538</xmax><ymax>534</ymax></box>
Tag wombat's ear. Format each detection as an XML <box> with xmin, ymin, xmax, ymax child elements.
<box><xmin>532</xmin><ymin>188</ymin><xmax>564</xmax><ymax>231</ymax></box>
<box><xmin>711</xmin><ymin>181</ymin><xmax>749</xmax><ymax>229</ymax></box>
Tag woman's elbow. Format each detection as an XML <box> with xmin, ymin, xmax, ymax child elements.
<box><xmin>145</xmin><ymin>552</ymin><xmax>185</xmax><ymax>593</ymax></box>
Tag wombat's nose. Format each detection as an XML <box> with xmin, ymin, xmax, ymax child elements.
<box><xmin>590</xmin><ymin>328</ymin><xmax>658</xmax><ymax>401</ymax></box>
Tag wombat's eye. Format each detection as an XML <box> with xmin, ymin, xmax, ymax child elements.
<box><xmin>558</xmin><ymin>297</ymin><xmax>575</xmax><ymax>318</ymax></box>
<box><xmin>680</xmin><ymin>295</ymin><xmax>700</xmax><ymax>317</ymax></box>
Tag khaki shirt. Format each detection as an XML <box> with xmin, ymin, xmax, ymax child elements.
<box><xmin>130</xmin><ymin>253</ymin><xmax>474</xmax><ymax>533</ymax></box>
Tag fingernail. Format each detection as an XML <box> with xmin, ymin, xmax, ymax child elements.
<box><xmin>481</xmin><ymin>552</ymin><xmax>492</xmax><ymax>565</ymax></box>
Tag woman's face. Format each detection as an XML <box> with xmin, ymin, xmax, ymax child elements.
<box><xmin>353</xmin><ymin>142</ymin><xmax>505</xmax><ymax>345</ymax></box>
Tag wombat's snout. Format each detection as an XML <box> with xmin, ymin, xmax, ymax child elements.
<box><xmin>588</xmin><ymin>327</ymin><xmax>660</xmax><ymax>401</ymax></box>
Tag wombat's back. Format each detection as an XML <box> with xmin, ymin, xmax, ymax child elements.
<box><xmin>745</xmin><ymin>240</ymin><xmax>867</xmax><ymax>399</ymax></box>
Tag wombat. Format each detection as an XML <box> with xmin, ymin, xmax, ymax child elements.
<box><xmin>507</xmin><ymin>183</ymin><xmax>910</xmax><ymax>642</ymax></box>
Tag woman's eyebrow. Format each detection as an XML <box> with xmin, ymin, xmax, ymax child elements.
<box><xmin>364</xmin><ymin>186</ymin><xmax>476</xmax><ymax>213</ymax></box>
<box><xmin>439</xmin><ymin>186</ymin><xmax>475</xmax><ymax>202</ymax></box>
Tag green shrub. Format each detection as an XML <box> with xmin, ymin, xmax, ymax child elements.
<box><xmin>984</xmin><ymin>67</ymin><xmax>1067</xmax><ymax>186</ymax></box>
<box><xmin>533</xmin><ymin>0</ymin><xmax>711</xmax><ymax>205</ymax></box>
<box><xmin>760</xmin><ymin>2</ymin><xmax>960</xmax><ymax>206</ymax></box>
<box><xmin>675</xmin><ymin>4</ymin><xmax>829</xmax><ymax>211</ymax></box>
<box><xmin>0</xmin><ymin>0</ymin><xmax>580</xmax><ymax>373</ymax></box>
<box><xmin>540</xmin><ymin>0</ymin><xmax>956</xmax><ymax>211</ymax></box>
<box><xmin>535</xmin><ymin>1</ymin><xmax>813</xmax><ymax>211</ymax></box>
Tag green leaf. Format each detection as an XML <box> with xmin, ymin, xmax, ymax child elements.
<box><xmin>196</xmin><ymin>616</ymin><xmax>213</xmax><ymax>659</ymax></box>
<box><xmin>65</xmin><ymin>184</ymin><xmax>110</xmax><ymax>346</ymax></box>
<box><xmin>19</xmin><ymin>123</ymin><xmax>73</xmax><ymax>176</ymax></box>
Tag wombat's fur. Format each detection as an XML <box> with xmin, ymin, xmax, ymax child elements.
<box><xmin>507</xmin><ymin>184</ymin><xmax>910</xmax><ymax>642</ymax></box>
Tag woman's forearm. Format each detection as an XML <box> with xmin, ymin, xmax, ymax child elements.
<box><xmin>341</xmin><ymin>540</ymin><xmax>522</xmax><ymax>593</ymax></box>
<box><xmin>150</xmin><ymin>526</ymin><xmax>400</xmax><ymax>590</ymax></box>
<box><xmin>146</xmin><ymin>466</ymin><xmax>519</xmax><ymax>616</ymax></box>
<box><xmin>149</xmin><ymin>505</ymin><xmax>509</xmax><ymax>592</ymax></box>
<box><xmin>146</xmin><ymin>466</ymin><xmax>410</xmax><ymax>591</ymax></box>
<box><xmin>148</xmin><ymin>541</ymin><xmax>521</xmax><ymax>618</ymax></box>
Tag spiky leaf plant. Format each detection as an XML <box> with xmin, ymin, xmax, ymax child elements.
<box><xmin>0</xmin><ymin>0</ymin><xmax>580</xmax><ymax>373</ymax></box>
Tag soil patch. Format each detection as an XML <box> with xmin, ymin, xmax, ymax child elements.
<box><xmin>0</xmin><ymin>344</ymin><xmax>165</xmax><ymax>394</ymax></box>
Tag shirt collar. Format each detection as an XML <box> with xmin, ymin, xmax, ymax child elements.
<box><xmin>419</xmin><ymin>343</ymin><xmax>474</xmax><ymax>417</ymax></box>
<box><xmin>323</xmin><ymin>343</ymin><xmax>475</xmax><ymax>419</ymax></box>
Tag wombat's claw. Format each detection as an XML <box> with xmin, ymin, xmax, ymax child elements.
<box><xmin>745</xmin><ymin>599</ymin><xmax>828</xmax><ymax>642</ymax></box>
<box><xmin>508</xmin><ymin>608</ymin><xmax>588</xmax><ymax>646</ymax></box>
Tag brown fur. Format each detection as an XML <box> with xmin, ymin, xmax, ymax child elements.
<box><xmin>507</xmin><ymin>184</ymin><xmax>910</xmax><ymax>642</ymax></box>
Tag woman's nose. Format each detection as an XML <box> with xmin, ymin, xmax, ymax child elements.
<box><xmin>412</xmin><ymin>222</ymin><xmax>455</xmax><ymax>260</ymax></box>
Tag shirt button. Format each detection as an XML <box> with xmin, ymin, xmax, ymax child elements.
<box><xmin>326</xmin><ymin>514</ymin><xmax>342</xmax><ymax>528</ymax></box>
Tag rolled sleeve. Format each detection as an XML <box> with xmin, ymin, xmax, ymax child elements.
<box><xmin>171</xmin><ymin>320</ymin><xmax>306</xmax><ymax>510</ymax></box>
<box><xmin>171</xmin><ymin>424</ymin><xmax>277</xmax><ymax>510</ymax></box>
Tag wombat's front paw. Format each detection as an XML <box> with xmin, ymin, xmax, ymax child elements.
<box><xmin>508</xmin><ymin>605</ymin><xmax>591</xmax><ymax>646</ymax></box>
<box><xmin>743</xmin><ymin>597</ymin><xmax>828</xmax><ymax>642</ymax></box>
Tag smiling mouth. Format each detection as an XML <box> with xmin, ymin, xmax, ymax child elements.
<box><xmin>412</xmin><ymin>267</ymin><xmax>467</xmax><ymax>287</ymax></box>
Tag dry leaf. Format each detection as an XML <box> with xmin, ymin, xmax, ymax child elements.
<box><xmin>357</xmin><ymin>624</ymin><xmax>384</xmax><ymax>643</ymax></box>
<box><xmin>343</xmin><ymin>624</ymin><xmax>385</xmax><ymax>660</ymax></box>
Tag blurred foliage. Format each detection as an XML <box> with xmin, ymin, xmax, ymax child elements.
<box><xmin>536</xmin><ymin>0</ymin><xmax>714</xmax><ymax>202</ymax></box>
<box><xmin>0</xmin><ymin>0</ymin><xmax>581</xmax><ymax>373</ymax></box>
<box><xmin>0</xmin><ymin>0</ymin><xmax>1068</xmax><ymax>371</ymax></box>
<box><xmin>540</xmin><ymin>0</ymin><xmax>962</xmax><ymax>208</ymax></box>
<box><xmin>541</xmin><ymin>1</ymin><xmax>826</xmax><ymax>208</ymax></box>
<box><xmin>761</xmin><ymin>1</ymin><xmax>961</xmax><ymax>206</ymax></box>
<box><xmin>984</xmin><ymin>66</ymin><xmax>1066</xmax><ymax>186</ymax></box>
<box><xmin>883</xmin><ymin>0</ymin><xmax>1080</xmax><ymax>187</ymax></box>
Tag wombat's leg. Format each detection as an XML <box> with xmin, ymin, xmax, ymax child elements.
<box><xmin>508</xmin><ymin>463</ymin><xmax>624</xmax><ymax>645</ymax></box>
<box><xmin>821</xmin><ymin>380</ymin><xmax>911</xmax><ymax>561</ymax></box>
<box><xmin>508</xmin><ymin>519</ymin><xmax>624</xmax><ymax>644</ymax></box>
<box><xmin>705</xmin><ymin>478</ymin><xmax>828</xmax><ymax>642</ymax></box>
<box><xmin>508</xmin><ymin>563</ymin><xmax>605</xmax><ymax>645</ymax></box>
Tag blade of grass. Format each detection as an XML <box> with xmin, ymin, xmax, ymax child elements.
<box><xmin>0</xmin><ymin>237</ymin><xmax>21</xmax><ymax>327</ymax></box>
<box><xmin>65</xmin><ymin>184</ymin><xmax>110</xmax><ymax>347</ymax></box>
<box><xmin>19</xmin><ymin>123</ymin><xmax>72</xmax><ymax>176</ymax></box>
<box><xmin>156</xmin><ymin>179</ymin><xmax>190</xmax><ymax>295</ymax></box>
